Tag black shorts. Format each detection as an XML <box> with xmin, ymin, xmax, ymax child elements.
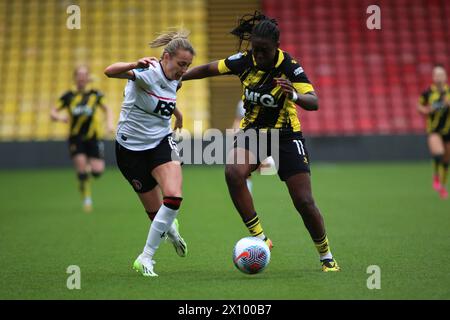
<box><xmin>233</xmin><ymin>129</ymin><xmax>310</xmax><ymax>181</ymax></box>
<box><xmin>443</xmin><ymin>132</ymin><xmax>450</xmax><ymax>142</ymax></box>
<box><xmin>69</xmin><ymin>137</ymin><xmax>104</xmax><ymax>159</ymax></box>
<box><xmin>115</xmin><ymin>134</ymin><xmax>181</xmax><ymax>193</ymax></box>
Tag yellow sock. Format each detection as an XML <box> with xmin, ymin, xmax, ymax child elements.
<box><xmin>83</xmin><ymin>179</ymin><xmax>91</xmax><ymax>199</ymax></box>
<box><xmin>244</xmin><ymin>215</ymin><xmax>265</xmax><ymax>239</ymax></box>
<box><xmin>78</xmin><ymin>173</ymin><xmax>91</xmax><ymax>200</ymax></box>
<box><xmin>314</xmin><ymin>234</ymin><xmax>332</xmax><ymax>259</ymax></box>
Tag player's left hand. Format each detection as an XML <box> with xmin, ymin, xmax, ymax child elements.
<box><xmin>444</xmin><ymin>95</ymin><xmax>450</xmax><ymax>108</ymax></box>
<box><xmin>174</xmin><ymin>115</ymin><xmax>183</xmax><ymax>130</ymax></box>
<box><xmin>107</xmin><ymin>123</ymin><xmax>115</xmax><ymax>135</ymax></box>
<box><xmin>274</xmin><ymin>77</ymin><xmax>296</xmax><ymax>99</ymax></box>
<box><xmin>173</xmin><ymin>115</ymin><xmax>183</xmax><ymax>143</ymax></box>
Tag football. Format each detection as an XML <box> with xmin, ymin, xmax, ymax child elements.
<box><xmin>233</xmin><ymin>237</ymin><xmax>271</xmax><ymax>274</ymax></box>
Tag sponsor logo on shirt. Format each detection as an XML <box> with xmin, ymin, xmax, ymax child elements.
<box><xmin>293</xmin><ymin>66</ymin><xmax>304</xmax><ymax>76</ymax></box>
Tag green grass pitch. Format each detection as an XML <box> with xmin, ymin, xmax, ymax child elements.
<box><xmin>0</xmin><ymin>163</ymin><xmax>449</xmax><ymax>299</ymax></box>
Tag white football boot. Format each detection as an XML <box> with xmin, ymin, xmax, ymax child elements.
<box><xmin>167</xmin><ymin>218</ymin><xmax>188</xmax><ymax>257</ymax></box>
<box><xmin>133</xmin><ymin>254</ymin><xmax>158</xmax><ymax>277</ymax></box>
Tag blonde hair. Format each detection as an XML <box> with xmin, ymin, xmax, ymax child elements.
<box><xmin>73</xmin><ymin>64</ymin><xmax>90</xmax><ymax>77</ymax></box>
<box><xmin>149</xmin><ymin>29</ymin><xmax>196</xmax><ymax>57</ymax></box>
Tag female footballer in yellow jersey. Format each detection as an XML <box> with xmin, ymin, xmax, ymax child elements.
<box><xmin>182</xmin><ymin>12</ymin><xmax>339</xmax><ymax>272</ymax></box>
<box><xmin>418</xmin><ymin>64</ymin><xmax>450</xmax><ymax>199</ymax></box>
<box><xmin>51</xmin><ymin>65</ymin><xmax>115</xmax><ymax>211</ymax></box>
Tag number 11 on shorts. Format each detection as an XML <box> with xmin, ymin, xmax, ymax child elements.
<box><xmin>293</xmin><ymin>139</ymin><xmax>305</xmax><ymax>155</ymax></box>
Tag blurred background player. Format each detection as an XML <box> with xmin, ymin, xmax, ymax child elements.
<box><xmin>182</xmin><ymin>12</ymin><xmax>340</xmax><ymax>272</ymax></box>
<box><xmin>418</xmin><ymin>64</ymin><xmax>450</xmax><ymax>199</ymax></box>
<box><xmin>104</xmin><ymin>29</ymin><xmax>193</xmax><ymax>277</ymax></box>
<box><xmin>50</xmin><ymin>65</ymin><xmax>114</xmax><ymax>212</ymax></box>
<box><xmin>232</xmin><ymin>99</ymin><xmax>277</xmax><ymax>194</ymax></box>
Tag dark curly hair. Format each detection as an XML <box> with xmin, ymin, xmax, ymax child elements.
<box><xmin>230</xmin><ymin>11</ymin><xmax>280</xmax><ymax>51</ymax></box>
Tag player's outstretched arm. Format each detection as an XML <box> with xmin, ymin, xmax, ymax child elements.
<box><xmin>173</xmin><ymin>107</ymin><xmax>183</xmax><ymax>130</ymax></box>
<box><xmin>417</xmin><ymin>103</ymin><xmax>432</xmax><ymax>115</ymax></box>
<box><xmin>100</xmin><ymin>103</ymin><xmax>115</xmax><ymax>134</ymax></box>
<box><xmin>104</xmin><ymin>58</ymin><xmax>156</xmax><ymax>80</ymax></box>
<box><xmin>181</xmin><ymin>61</ymin><xmax>221</xmax><ymax>81</ymax></box>
<box><xmin>50</xmin><ymin>106</ymin><xmax>68</xmax><ymax>123</ymax></box>
<box><xmin>295</xmin><ymin>92</ymin><xmax>319</xmax><ymax>111</ymax></box>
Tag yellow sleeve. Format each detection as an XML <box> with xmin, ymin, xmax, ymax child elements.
<box><xmin>98</xmin><ymin>95</ymin><xmax>106</xmax><ymax>106</ymax></box>
<box><xmin>419</xmin><ymin>95</ymin><xmax>426</xmax><ymax>106</ymax></box>
<box><xmin>57</xmin><ymin>94</ymin><xmax>69</xmax><ymax>110</ymax></box>
<box><xmin>418</xmin><ymin>90</ymin><xmax>431</xmax><ymax>106</ymax></box>
<box><xmin>218</xmin><ymin>59</ymin><xmax>231</xmax><ymax>74</ymax></box>
<box><xmin>293</xmin><ymin>83</ymin><xmax>314</xmax><ymax>94</ymax></box>
<box><xmin>56</xmin><ymin>99</ymin><xmax>65</xmax><ymax>109</ymax></box>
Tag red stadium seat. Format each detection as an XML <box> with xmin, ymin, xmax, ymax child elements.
<box><xmin>265</xmin><ymin>0</ymin><xmax>449</xmax><ymax>135</ymax></box>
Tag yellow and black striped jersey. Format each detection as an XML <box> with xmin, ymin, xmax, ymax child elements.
<box><xmin>419</xmin><ymin>84</ymin><xmax>450</xmax><ymax>134</ymax></box>
<box><xmin>218</xmin><ymin>49</ymin><xmax>314</xmax><ymax>132</ymax></box>
<box><xmin>58</xmin><ymin>88</ymin><xmax>106</xmax><ymax>140</ymax></box>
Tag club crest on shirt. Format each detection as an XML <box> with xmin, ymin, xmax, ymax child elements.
<box><xmin>132</xmin><ymin>179</ymin><xmax>143</xmax><ymax>191</ymax></box>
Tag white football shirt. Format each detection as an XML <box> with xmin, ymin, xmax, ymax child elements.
<box><xmin>116</xmin><ymin>62</ymin><xmax>179</xmax><ymax>151</ymax></box>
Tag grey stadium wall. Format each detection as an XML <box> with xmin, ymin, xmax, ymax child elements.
<box><xmin>0</xmin><ymin>134</ymin><xmax>429</xmax><ymax>169</ymax></box>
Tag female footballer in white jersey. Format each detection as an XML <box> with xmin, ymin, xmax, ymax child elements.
<box><xmin>104</xmin><ymin>30</ymin><xmax>194</xmax><ymax>277</ymax></box>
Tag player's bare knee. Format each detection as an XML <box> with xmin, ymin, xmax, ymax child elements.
<box><xmin>91</xmin><ymin>171</ymin><xmax>103</xmax><ymax>179</ymax></box>
<box><xmin>77</xmin><ymin>172</ymin><xmax>88</xmax><ymax>181</ymax></box>
<box><xmin>295</xmin><ymin>196</ymin><xmax>317</xmax><ymax>216</ymax></box>
<box><xmin>161</xmin><ymin>187</ymin><xmax>182</xmax><ymax>199</ymax></box>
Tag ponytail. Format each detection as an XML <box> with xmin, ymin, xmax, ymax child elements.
<box><xmin>149</xmin><ymin>28</ymin><xmax>195</xmax><ymax>57</ymax></box>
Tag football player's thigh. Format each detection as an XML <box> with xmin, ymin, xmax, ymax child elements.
<box><xmin>428</xmin><ymin>133</ymin><xmax>445</xmax><ymax>154</ymax></box>
<box><xmin>226</xmin><ymin>147</ymin><xmax>260</xmax><ymax>177</ymax></box>
<box><xmin>151</xmin><ymin>161</ymin><xmax>182</xmax><ymax>197</ymax></box>
<box><xmin>89</xmin><ymin>158</ymin><xmax>105</xmax><ymax>173</ymax></box>
<box><xmin>444</xmin><ymin>140</ymin><xmax>450</xmax><ymax>161</ymax></box>
<box><xmin>72</xmin><ymin>154</ymin><xmax>89</xmax><ymax>172</ymax></box>
<box><xmin>227</xmin><ymin>147</ymin><xmax>258</xmax><ymax>167</ymax></box>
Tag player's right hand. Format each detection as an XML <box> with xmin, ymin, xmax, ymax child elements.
<box><xmin>424</xmin><ymin>106</ymin><xmax>434</xmax><ymax>115</ymax></box>
<box><xmin>58</xmin><ymin>115</ymin><xmax>69</xmax><ymax>123</ymax></box>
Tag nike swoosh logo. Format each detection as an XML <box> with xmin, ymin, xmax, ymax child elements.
<box><xmin>234</xmin><ymin>251</ymin><xmax>250</xmax><ymax>263</ymax></box>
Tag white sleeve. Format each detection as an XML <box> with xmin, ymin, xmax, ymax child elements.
<box><xmin>133</xmin><ymin>68</ymin><xmax>154</xmax><ymax>90</ymax></box>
